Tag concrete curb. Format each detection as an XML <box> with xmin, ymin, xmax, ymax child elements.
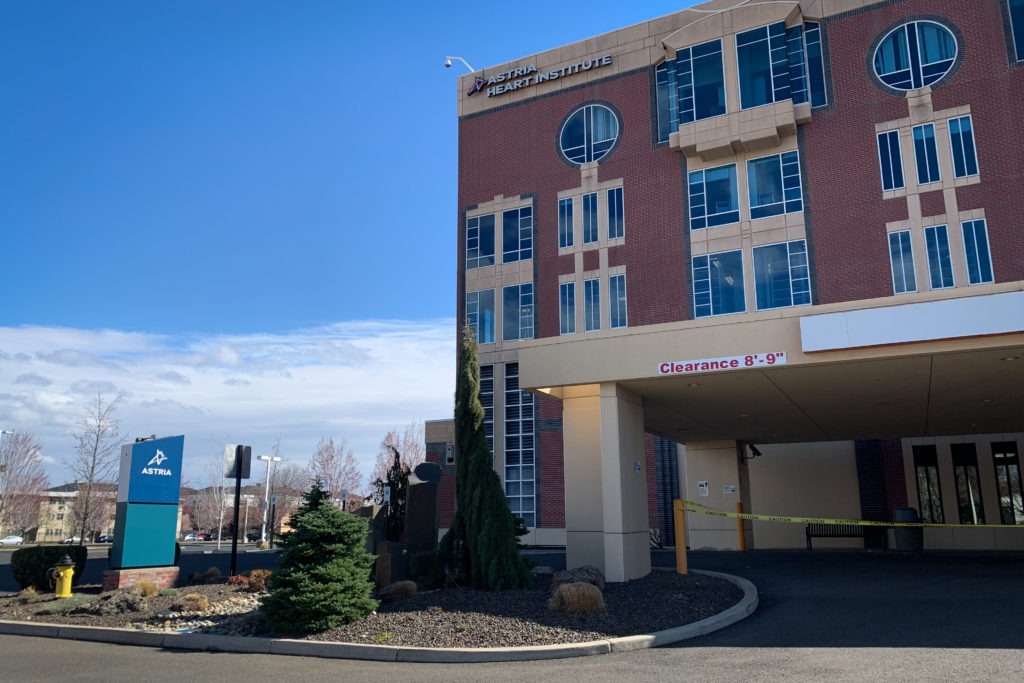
<box><xmin>0</xmin><ymin>569</ymin><xmax>757</xmax><ymax>663</ymax></box>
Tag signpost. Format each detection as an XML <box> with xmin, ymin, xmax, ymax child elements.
<box><xmin>224</xmin><ymin>444</ymin><xmax>252</xmax><ymax>576</ymax></box>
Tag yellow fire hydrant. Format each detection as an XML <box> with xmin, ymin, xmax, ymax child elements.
<box><xmin>53</xmin><ymin>555</ymin><xmax>75</xmax><ymax>598</ymax></box>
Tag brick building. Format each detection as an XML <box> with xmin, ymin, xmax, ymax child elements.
<box><xmin>430</xmin><ymin>0</ymin><xmax>1024</xmax><ymax>581</ymax></box>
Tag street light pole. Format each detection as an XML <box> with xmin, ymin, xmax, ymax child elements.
<box><xmin>258</xmin><ymin>455</ymin><xmax>282</xmax><ymax>543</ymax></box>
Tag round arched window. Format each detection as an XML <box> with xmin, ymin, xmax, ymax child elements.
<box><xmin>873</xmin><ymin>20</ymin><xmax>958</xmax><ymax>91</ymax></box>
<box><xmin>559</xmin><ymin>103</ymin><xmax>620</xmax><ymax>165</ymax></box>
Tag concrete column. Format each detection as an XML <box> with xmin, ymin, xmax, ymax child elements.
<box><xmin>683</xmin><ymin>441</ymin><xmax>745</xmax><ymax>550</ymax></box>
<box><xmin>561</xmin><ymin>383</ymin><xmax>651</xmax><ymax>582</ymax></box>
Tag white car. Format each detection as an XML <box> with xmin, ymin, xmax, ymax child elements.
<box><xmin>60</xmin><ymin>536</ymin><xmax>82</xmax><ymax>544</ymax></box>
<box><xmin>0</xmin><ymin>535</ymin><xmax>24</xmax><ymax>545</ymax></box>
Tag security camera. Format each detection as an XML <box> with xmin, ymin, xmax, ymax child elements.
<box><xmin>444</xmin><ymin>58</ymin><xmax>452</xmax><ymax>68</ymax></box>
<box><xmin>749</xmin><ymin>444</ymin><xmax>763</xmax><ymax>458</ymax></box>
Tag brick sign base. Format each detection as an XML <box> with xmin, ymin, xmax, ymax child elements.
<box><xmin>102</xmin><ymin>566</ymin><xmax>181</xmax><ymax>592</ymax></box>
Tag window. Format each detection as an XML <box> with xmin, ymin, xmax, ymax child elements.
<box><xmin>479</xmin><ymin>365</ymin><xmax>494</xmax><ymax>452</ymax></box>
<box><xmin>924</xmin><ymin>225</ymin><xmax>954</xmax><ymax>289</ymax></box>
<box><xmin>466</xmin><ymin>289</ymin><xmax>495</xmax><ymax>343</ymax></box>
<box><xmin>560</xmin><ymin>103</ymin><xmax>619</xmax><ymax>165</ymax></box>
<box><xmin>502</xmin><ymin>283</ymin><xmax>534</xmax><ymax>341</ymax></box>
<box><xmin>753</xmin><ymin>240</ymin><xmax>811</xmax><ymax>310</ymax></box>
<box><xmin>558</xmin><ymin>198</ymin><xmax>574</xmax><ymax>248</ymax></box>
<box><xmin>948</xmin><ymin>115</ymin><xmax>978</xmax><ymax>178</ymax></box>
<box><xmin>747</xmin><ymin>150</ymin><xmax>802</xmax><ymax>219</ymax></box>
<box><xmin>992</xmin><ymin>441</ymin><xmax>1024</xmax><ymax>524</ymax></box>
<box><xmin>689</xmin><ymin>164</ymin><xmax>739</xmax><ymax>229</ymax></box>
<box><xmin>877</xmin><ymin>130</ymin><xmax>905</xmax><ymax>191</ymax></box>
<box><xmin>913</xmin><ymin>124</ymin><xmax>940</xmax><ymax>185</ymax></box>
<box><xmin>504</xmin><ymin>363</ymin><xmax>535</xmax><ymax>528</ymax></box>
<box><xmin>584</xmin><ymin>278</ymin><xmax>600</xmax><ymax>331</ymax></box>
<box><xmin>889</xmin><ymin>230</ymin><xmax>916</xmax><ymax>294</ymax></box>
<box><xmin>466</xmin><ymin>214</ymin><xmax>495</xmax><ymax>269</ymax></box>
<box><xmin>913</xmin><ymin>445</ymin><xmax>945</xmax><ymax>524</ymax></box>
<box><xmin>502</xmin><ymin>207</ymin><xmax>533</xmax><ymax>263</ymax></box>
<box><xmin>1010</xmin><ymin>0</ymin><xmax>1024</xmax><ymax>61</ymax></box>
<box><xmin>607</xmin><ymin>187</ymin><xmax>624</xmax><ymax>240</ymax></box>
<box><xmin>692</xmin><ymin>250</ymin><xmax>745</xmax><ymax>318</ymax></box>
<box><xmin>961</xmin><ymin>219</ymin><xmax>994</xmax><ymax>285</ymax></box>
<box><xmin>609</xmin><ymin>274</ymin><xmax>627</xmax><ymax>328</ymax></box>
<box><xmin>656</xmin><ymin>39</ymin><xmax>726</xmax><ymax>141</ymax></box>
<box><xmin>873</xmin><ymin>21</ymin><xmax>958</xmax><ymax>91</ymax></box>
<box><xmin>736</xmin><ymin>23</ymin><xmax>790</xmax><ymax>109</ymax></box>
<box><xmin>952</xmin><ymin>444</ymin><xmax>985</xmax><ymax>525</ymax></box>
<box><xmin>559</xmin><ymin>282</ymin><xmax>576</xmax><ymax>335</ymax></box>
<box><xmin>582</xmin><ymin>192</ymin><xmax>598</xmax><ymax>244</ymax></box>
<box><xmin>804</xmin><ymin>22</ymin><xmax>828</xmax><ymax>107</ymax></box>
<box><xmin>787</xmin><ymin>25</ymin><xmax>808</xmax><ymax>105</ymax></box>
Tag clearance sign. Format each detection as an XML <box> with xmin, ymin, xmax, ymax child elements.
<box><xmin>658</xmin><ymin>351</ymin><xmax>787</xmax><ymax>376</ymax></box>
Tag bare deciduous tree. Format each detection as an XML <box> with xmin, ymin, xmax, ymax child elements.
<box><xmin>267</xmin><ymin>461</ymin><xmax>310</xmax><ymax>531</ymax></box>
<box><xmin>65</xmin><ymin>394</ymin><xmax>125</xmax><ymax>544</ymax></box>
<box><xmin>308</xmin><ymin>437</ymin><xmax>362</xmax><ymax>506</ymax></box>
<box><xmin>369</xmin><ymin>422</ymin><xmax>425</xmax><ymax>497</ymax></box>
<box><xmin>66</xmin><ymin>482</ymin><xmax>115</xmax><ymax>540</ymax></box>
<box><xmin>190</xmin><ymin>455</ymin><xmax>231</xmax><ymax>548</ymax></box>
<box><xmin>0</xmin><ymin>430</ymin><xmax>50</xmax><ymax>536</ymax></box>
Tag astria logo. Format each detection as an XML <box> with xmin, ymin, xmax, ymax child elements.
<box><xmin>141</xmin><ymin>449</ymin><xmax>172</xmax><ymax>476</ymax></box>
<box><xmin>467</xmin><ymin>76</ymin><xmax>486</xmax><ymax>96</ymax></box>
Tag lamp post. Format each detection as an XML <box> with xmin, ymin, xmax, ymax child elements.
<box><xmin>258</xmin><ymin>455</ymin><xmax>282</xmax><ymax>543</ymax></box>
<box><xmin>0</xmin><ymin>429</ymin><xmax>12</xmax><ymax>453</ymax></box>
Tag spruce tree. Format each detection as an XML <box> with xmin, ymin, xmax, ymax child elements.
<box><xmin>261</xmin><ymin>477</ymin><xmax>378</xmax><ymax>634</ymax></box>
<box><xmin>439</xmin><ymin>326</ymin><xmax>531</xmax><ymax>590</ymax></box>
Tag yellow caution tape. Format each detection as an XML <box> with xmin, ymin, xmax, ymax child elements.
<box><xmin>674</xmin><ymin>499</ymin><xmax>1019</xmax><ymax>529</ymax></box>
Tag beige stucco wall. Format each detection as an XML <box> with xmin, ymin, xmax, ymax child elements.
<box><xmin>682</xmin><ymin>441</ymin><xmax>744</xmax><ymax>550</ymax></box>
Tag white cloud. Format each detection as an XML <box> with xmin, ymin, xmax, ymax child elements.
<box><xmin>0</xmin><ymin>319</ymin><xmax>457</xmax><ymax>491</ymax></box>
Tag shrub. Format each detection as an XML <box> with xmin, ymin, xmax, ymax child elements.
<box><xmin>158</xmin><ymin>588</ymin><xmax>179</xmax><ymax>597</ymax></box>
<box><xmin>378</xmin><ymin>580</ymin><xmax>417</xmax><ymax>603</ymax></box>
<box><xmin>18</xmin><ymin>586</ymin><xmax>37</xmax><ymax>603</ymax></box>
<box><xmin>261</xmin><ymin>478</ymin><xmax>378</xmax><ymax>634</ymax></box>
<box><xmin>175</xmin><ymin>593</ymin><xmax>209</xmax><ymax>613</ymax></box>
<box><xmin>408</xmin><ymin>551</ymin><xmax>445</xmax><ymax>590</ymax></box>
<box><xmin>549</xmin><ymin>582</ymin><xmax>605</xmax><ymax>615</ymax></box>
<box><xmin>42</xmin><ymin>595</ymin><xmax>92</xmax><ymax>614</ymax></box>
<box><xmin>227</xmin><ymin>574</ymin><xmax>250</xmax><ymax>588</ymax></box>
<box><xmin>190</xmin><ymin>566</ymin><xmax>221</xmax><ymax>583</ymax></box>
<box><xmin>133</xmin><ymin>579</ymin><xmax>159</xmax><ymax>597</ymax></box>
<box><xmin>10</xmin><ymin>546</ymin><xmax>88</xmax><ymax>591</ymax></box>
<box><xmin>247</xmin><ymin>569</ymin><xmax>272</xmax><ymax>592</ymax></box>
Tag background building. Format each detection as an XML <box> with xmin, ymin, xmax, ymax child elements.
<box><xmin>434</xmin><ymin>0</ymin><xmax>1024</xmax><ymax>581</ymax></box>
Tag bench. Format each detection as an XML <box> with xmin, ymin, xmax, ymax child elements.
<box><xmin>805</xmin><ymin>523</ymin><xmax>866</xmax><ymax>550</ymax></box>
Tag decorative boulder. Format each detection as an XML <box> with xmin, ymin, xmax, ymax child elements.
<box><xmin>378</xmin><ymin>579</ymin><xmax>418</xmax><ymax>604</ymax></box>
<box><xmin>550</xmin><ymin>564</ymin><xmax>606</xmax><ymax>592</ymax></box>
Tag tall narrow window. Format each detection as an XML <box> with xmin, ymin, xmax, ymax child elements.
<box><xmin>582</xmin><ymin>192</ymin><xmax>598</xmax><ymax>244</ymax></box>
<box><xmin>992</xmin><ymin>441</ymin><xmax>1024</xmax><ymax>525</ymax></box>
<box><xmin>479</xmin><ymin>365</ymin><xmax>494</xmax><ymax>452</ymax></box>
<box><xmin>748</xmin><ymin>150</ymin><xmax>802</xmax><ymax>219</ymax></box>
<box><xmin>583</xmin><ymin>278</ymin><xmax>601</xmax><ymax>331</ymax></box>
<box><xmin>877</xmin><ymin>130</ymin><xmax>905</xmax><ymax>191</ymax></box>
<box><xmin>1011</xmin><ymin>0</ymin><xmax>1024</xmax><ymax>61</ymax></box>
<box><xmin>889</xmin><ymin>230</ymin><xmax>916</xmax><ymax>294</ymax></box>
<box><xmin>952</xmin><ymin>443</ymin><xmax>985</xmax><ymax>525</ymax></box>
<box><xmin>913</xmin><ymin>445</ymin><xmax>945</xmax><ymax>524</ymax></box>
<box><xmin>559</xmin><ymin>282</ymin><xmax>576</xmax><ymax>335</ymax></box>
<box><xmin>502</xmin><ymin>283</ymin><xmax>534</xmax><ymax>341</ymax></box>
<box><xmin>504</xmin><ymin>363</ymin><xmax>535</xmax><ymax>528</ymax></box>
<box><xmin>609</xmin><ymin>273</ymin><xmax>627</xmax><ymax>328</ymax></box>
<box><xmin>913</xmin><ymin>123</ymin><xmax>941</xmax><ymax>185</ymax></box>
<box><xmin>753</xmin><ymin>240</ymin><xmax>810</xmax><ymax>310</ymax></box>
<box><xmin>558</xmin><ymin>198</ymin><xmax>574</xmax><ymax>248</ymax></box>
<box><xmin>655</xmin><ymin>39</ymin><xmax>726</xmax><ymax>141</ymax></box>
<box><xmin>607</xmin><ymin>187</ymin><xmax>624</xmax><ymax>240</ymax></box>
<box><xmin>962</xmin><ymin>219</ymin><xmax>994</xmax><ymax>285</ymax></box>
<box><xmin>924</xmin><ymin>225</ymin><xmax>954</xmax><ymax>289</ymax></box>
<box><xmin>466</xmin><ymin>290</ymin><xmax>495</xmax><ymax>343</ymax></box>
<box><xmin>466</xmin><ymin>214</ymin><xmax>495</xmax><ymax>269</ymax></box>
<box><xmin>736</xmin><ymin>23</ymin><xmax>791</xmax><ymax>109</ymax></box>
<box><xmin>689</xmin><ymin>164</ymin><xmax>739</xmax><ymax>229</ymax></box>
<box><xmin>948</xmin><ymin>115</ymin><xmax>978</xmax><ymax>178</ymax></box>
<box><xmin>804</xmin><ymin>22</ymin><xmax>828</xmax><ymax>107</ymax></box>
<box><xmin>786</xmin><ymin>24</ymin><xmax>808</xmax><ymax>105</ymax></box>
<box><xmin>692</xmin><ymin>250</ymin><xmax>745</xmax><ymax>317</ymax></box>
<box><xmin>502</xmin><ymin>207</ymin><xmax>533</xmax><ymax>263</ymax></box>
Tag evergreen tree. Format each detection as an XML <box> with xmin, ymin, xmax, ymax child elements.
<box><xmin>261</xmin><ymin>477</ymin><xmax>378</xmax><ymax>634</ymax></box>
<box><xmin>371</xmin><ymin>445</ymin><xmax>410</xmax><ymax>541</ymax></box>
<box><xmin>439</xmin><ymin>326</ymin><xmax>532</xmax><ymax>590</ymax></box>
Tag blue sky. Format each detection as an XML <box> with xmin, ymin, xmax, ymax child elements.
<box><xmin>0</xmin><ymin>0</ymin><xmax>693</xmax><ymax>487</ymax></box>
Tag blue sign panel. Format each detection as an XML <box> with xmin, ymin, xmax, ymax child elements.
<box><xmin>120</xmin><ymin>435</ymin><xmax>185</xmax><ymax>505</ymax></box>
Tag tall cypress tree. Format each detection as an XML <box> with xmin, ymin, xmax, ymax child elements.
<box><xmin>439</xmin><ymin>326</ymin><xmax>531</xmax><ymax>590</ymax></box>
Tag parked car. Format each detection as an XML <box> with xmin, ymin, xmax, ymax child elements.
<box><xmin>0</xmin><ymin>535</ymin><xmax>23</xmax><ymax>545</ymax></box>
<box><xmin>61</xmin><ymin>536</ymin><xmax>82</xmax><ymax>544</ymax></box>
<box><xmin>197</xmin><ymin>532</ymin><xmax>212</xmax><ymax>541</ymax></box>
<box><xmin>183</xmin><ymin>533</ymin><xmax>200</xmax><ymax>542</ymax></box>
<box><xmin>97</xmin><ymin>535</ymin><xmax>114</xmax><ymax>543</ymax></box>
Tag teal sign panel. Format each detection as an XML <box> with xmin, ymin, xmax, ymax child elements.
<box><xmin>110</xmin><ymin>503</ymin><xmax>179</xmax><ymax>569</ymax></box>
